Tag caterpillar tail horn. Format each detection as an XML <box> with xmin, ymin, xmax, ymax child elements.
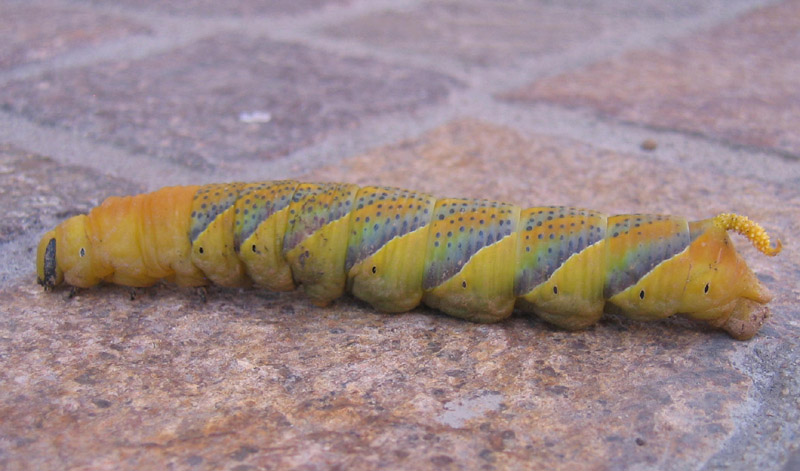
<box><xmin>700</xmin><ymin>213</ymin><xmax>781</xmax><ymax>339</ymax></box>
<box><xmin>713</xmin><ymin>213</ymin><xmax>782</xmax><ymax>256</ymax></box>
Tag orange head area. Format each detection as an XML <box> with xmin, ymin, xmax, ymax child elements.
<box><xmin>678</xmin><ymin>214</ymin><xmax>781</xmax><ymax>339</ymax></box>
<box><xmin>36</xmin><ymin>214</ymin><xmax>109</xmax><ymax>290</ymax></box>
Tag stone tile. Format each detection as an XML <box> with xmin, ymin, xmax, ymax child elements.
<box><xmin>0</xmin><ymin>3</ymin><xmax>150</xmax><ymax>70</ymax></box>
<box><xmin>324</xmin><ymin>0</ymin><xmax>714</xmax><ymax>67</ymax></box>
<box><xmin>0</xmin><ymin>281</ymin><xmax>773</xmax><ymax>470</ymax></box>
<box><xmin>0</xmin><ymin>33</ymin><xmax>459</xmax><ymax>170</ymax></box>
<box><xmin>502</xmin><ymin>0</ymin><xmax>800</xmax><ymax>158</ymax></box>
<box><xmin>3</xmin><ymin>120</ymin><xmax>796</xmax><ymax>470</ymax></box>
<box><xmin>80</xmin><ymin>0</ymin><xmax>348</xmax><ymax>16</ymax></box>
<box><xmin>0</xmin><ymin>143</ymin><xmax>142</xmax><ymax>245</ymax></box>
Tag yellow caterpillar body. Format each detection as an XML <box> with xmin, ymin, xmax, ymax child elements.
<box><xmin>37</xmin><ymin>181</ymin><xmax>782</xmax><ymax>339</ymax></box>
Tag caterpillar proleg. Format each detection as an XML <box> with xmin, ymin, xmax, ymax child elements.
<box><xmin>36</xmin><ymin>181</ymin><xmax>782</xmax><ymax>340</ymax></box>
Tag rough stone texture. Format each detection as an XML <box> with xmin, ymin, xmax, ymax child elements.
<box><xmin>325</xmin><ymin>0</ymin><xmax>715</xmax><ymax>67</ymax></box>
<box><xmin>2</xmin><ymin>121</ymin><xmax>797</xmax><ymax>470</ymax></box>
<box><xmin>0</xmin><ymin>33</ymin><xmax>459</xmax><ymax>170</ymax></box>
<box><xmin>78</xmin><ymin>0</ymin><xmax>349</xmax><ymax>16</ymax></box>
<box><xmin>0</xmin><ymin>144</ymin><xmax>142</xmax><ymax>245</ymax></box>
<box><xmin>0</xmin><ymin>281</ymin><xmax>766</xmax><ymax>470</ymax></box>
<box><xmin>502</xmin><ymin>0</ymin><xmax>800</xmax><ymax>158</ymax></box>
<box><xmin>0</xmin><ymin>2</ymin><xmax>150</xmax><ymax>70</ymax></box>
<box><xmin>1</xmin><ymin>0</ymin><xmax>799</xmax><ymax>469</ymax></box>
<box><xmin>325</xmin><ymin>0</ymin><xmax>598</xmax><ymax>67</ymax></box>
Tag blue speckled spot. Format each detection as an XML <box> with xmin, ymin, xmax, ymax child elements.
<box><xmin>345</xmin><ymin>186</ymin><xmax>436</xmax><ymax>271</ymax></box>
<box><xmin>189</xmin><ymin>183</ymin><xmax>247</xmax><ymax>242</ymax></box>
<box><xmin>232</xmin><ymin>181</ymin><xmax>299</xmax><ymax>252</ymax></box>
<box><xmin>603</xmin><ymin>215</ymin><xmax>691</xmax><ymax>297</ymax></box>
<box><xmin>515</xmin><ymin>207</ymin><xmax>605</xmax><ymax>296</ymax></box>
<box><xmin>283</xmin><ymin>182</ymin><xmax>359</xmax><ymax>253</ymax></box>
<box><xmin>423</xmin><ymin>198</ymin><xmax>518</xmax><ymax>290</ymax></box>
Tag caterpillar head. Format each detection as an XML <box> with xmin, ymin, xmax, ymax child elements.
<box><xmin>36</xmin><ymin>230</ymin><xmax>61</xmax><ymax>289</ymax></box>
<box><xmin>680</xmin><ymin>214</ymin><xmax>781</xmax><ymax>340</ymax></box>
<box><xmin>36</xmin><ymin>215</ymin><xmax>105</xmax><ymax>289</ymax></box>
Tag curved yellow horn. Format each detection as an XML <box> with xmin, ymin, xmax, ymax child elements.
<box><xmin>713</xmin><ymin>213</ymin><xmax>782</xmax><ymax>256</ymax></box>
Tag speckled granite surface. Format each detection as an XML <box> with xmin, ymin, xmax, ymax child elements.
<box><xmin>1</xmin><ymin>1</ymin><xmax>798</xmax><ymax>470</ymax></box>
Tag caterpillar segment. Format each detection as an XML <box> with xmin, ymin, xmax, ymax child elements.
<box><xmin>36</xmin><ymin>181</ymin><xmax>782</xmax><ymax>340</ymax></box>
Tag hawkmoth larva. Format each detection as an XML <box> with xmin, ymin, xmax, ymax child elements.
<box><xmin>36</xmin><ymin>180</ymin><xmax>782</xmax><ymax>340</ymax></box>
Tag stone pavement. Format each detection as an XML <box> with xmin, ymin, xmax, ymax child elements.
<box><xmin>1</xmin><ymin>0</ymin><xmax>799</xmax><ymax>469</ymax></box>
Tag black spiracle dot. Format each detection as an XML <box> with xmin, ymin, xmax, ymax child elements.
<box><xmin>553</xmin><ymin>286</ymin><xmax>558</xmax><ymax>295</ymax></box>
<box><xmin>462</xmin><ymin>280</ymin><xmax>467</xmax><ymax>289</ymax></box>
<box><xmin>198</xmin><ymin>247</ymin><xmax>204</xmax><ymax>254</ymax></box>
<box><xmin>372</xmin><ymin>266</ymin><xmax>377</xmax><ymax>274</ymax></box>
<box><xmin>639</xmin><ymin>290</ymin><xmax>645</xmax><ymax>299</ymax></box>
<box><xmin>252</xmin><ymin>244</ymin><xmax>257</xmax><ymax>253</ymax></box>
<box><xmin>79</xmin><ymin>247</ymin><xmax>86</xmax><ymax>257</ymax></box>
<box><xmin>704</xmin><ymin>283</ymin><xmax>710</xmax><ymax>294</ymax></box>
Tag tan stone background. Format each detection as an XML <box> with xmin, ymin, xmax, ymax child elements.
<box><xmin>1</xmin><ymin>1</ymin><xmax>799</xmax><ymax>470</ymax></box>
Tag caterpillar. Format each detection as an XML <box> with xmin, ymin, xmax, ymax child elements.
<box><xmin>36</xmin><ymin>180</ymin><xmax>782</xmax><ymax>340</ymax></box>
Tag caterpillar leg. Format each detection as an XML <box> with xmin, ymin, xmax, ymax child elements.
<box><xmin>195</xmin><ymin>286</ymin><xmax>208</xmax><ymax>304</ymax></box>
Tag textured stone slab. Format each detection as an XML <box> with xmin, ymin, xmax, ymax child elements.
<box><xmin>325</xmin><ymin>0</ymin><xmax>715</xmax><ymax>67</ymax></box>
<box><xmin>81</xmin><ymin>0</ymin><xmax>348</xmax><ymax>16</ymax></box>
<box><xmin>0</xmin><ymin>33</ymin><xmax>459</xmax><ymax>170</ymax></box>
<box><xmin>0</xmin><ymin>2</ymin><xmax>150</xmax><ymax>70</ymax></box>
<box><xmin>0</xmin><ymin>282</ymin><xmax>775</xmax><ymax>470</ymax></box>
<box><xmin>502</xmin><ymin>0</ymin><xmax>800</xmax><ymax>158</ymax></box>
<box><xmin>0</xmin><ymin>143</ymin><xmax>142</xmax><ymax>245</ymax></box>
<box><xmin>2</xmin><ymin>120</ymin><xmax>797</xmax><ymax>470</ymax></box>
